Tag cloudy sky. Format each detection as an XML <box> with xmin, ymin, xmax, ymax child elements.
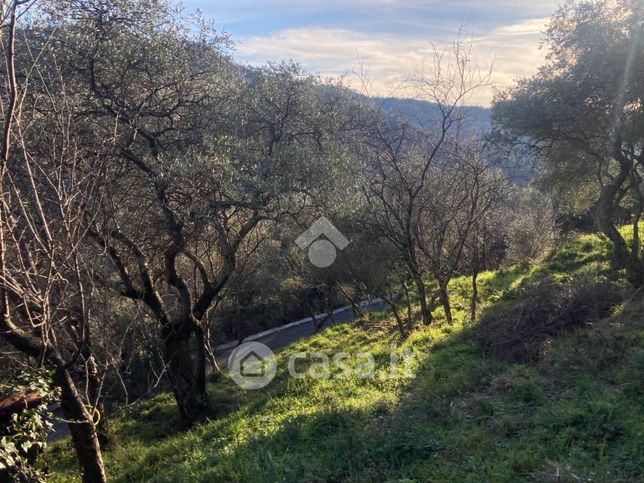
<box><xmin>184</xmin><ymin>0</ymin><xmax>561</xmax><ymax>106</ymax></box>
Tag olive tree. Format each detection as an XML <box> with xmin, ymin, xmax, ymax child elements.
<box><xmin>493</xmin><ymin>0</ymin><xmax>644</xmax><ymax>284</ymax></box>
<box><xmin>416</xmin><ymin>145</ymin><xmax>507</xmax><ymax>322</ymax></box>
<box><xmin>38</xmin><ymin>0</ymin><xmax>365</xmax><ymax>425</ymax></box>
<box><xmin>361</xmin><ymin>38</ymin><xmax>491</xmax><ymax>325</ymax></box>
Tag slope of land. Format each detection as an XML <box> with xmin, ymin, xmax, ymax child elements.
<box><xmin>47</xmin><ymin>231</ymin><xmax>644</xmax><ymax>482</ymax></box>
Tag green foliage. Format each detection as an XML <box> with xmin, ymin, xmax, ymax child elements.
<box><xmin>45</xmin><ymin>233</ymin><xmax>644</xmax><ymax>482</ymax></box>
<box><xmin>492</xmin><ymin>0</ymin><xmax>644</xmax><ymax>282</ymax></box>
<box><xmin>0</xmin><ymin>370</ymin><xmax>58</xmax><ymax>483</ymax></box>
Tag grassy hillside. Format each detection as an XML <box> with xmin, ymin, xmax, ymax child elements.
<box><xmin>47</xmin><ymin>232</ymin><xmax>644</xmax><ymax>482</ymax></box>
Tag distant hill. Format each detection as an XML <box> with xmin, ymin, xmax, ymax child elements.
<box><xmin>371</xmin><ymin>96</ymin><xmax>492</xmax><ymax>134</ymax></box>
<box><xmin>364</xmin><ymin>96</ymin><xmax>532</xmax><ymax>183</ymax></box>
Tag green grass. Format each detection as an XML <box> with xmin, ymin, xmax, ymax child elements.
<box><xmin>46</xmin><ymin>232</ymin><xmax>644</xmax><ymax>482</ymax></box>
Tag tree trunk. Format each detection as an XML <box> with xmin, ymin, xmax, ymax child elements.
<box><xmin>310</xmin><ymin>311</ymin><xmax>334</xmax><ymax>333</ymax></box>
<box><xmin>470</xmin><ymin>270</ymin><xmax>478</xmax><ymax>324</ymax></box>
<box><xmin>384</xmin><ymin>296</ymin><xmax>407</xmax><ymax>338</ymax></box>
<box><xmin>596</xmin><ymin>159</ymin><xmax>643</xmax><ymax>285</ymax></box>
<box><xmin>54</xmin><ymin>367</ymin><xmax>106</xmax><ymax>483</ymax></box>
<box><xmin>631</xmin><ymin>189</ymin><xmax>642</xmax><ymax>286</ymax></box>
<box><xmin>337</xmin><ymin>283</ymin><xmax>364</xmax><ymax>318</ymax></box>
<box><xmin>412</xmin><ymin>274</ymin><xmax>431</xmax><ymax>325</ymax></box>
<box><xmin>86</xmin><ymin>356</ymin><xmax>110</xmax><ymax>450</ymax></box>
<box><xmin>163</xmin><ymin>327</ymin><xmax>209</xmax><ymax>427</ymax></box>
<box><xmin>194</xmin><ymin>326</ymin><xmax>208</xmax><ymax>395</ymax></box>
<box><xmin>597</xmin><ymin>196</ymin><xmax>637</xmax><ymax>281</ymax></box>
<box><xmin>438</xmin><ymin>282</ymin><xmax>453</xmax><ymax>323</ymax></box>
<box><xmin>403</xmin><ymin>282</ymin><xmax>414</xmax><ymax>332</ymax></box>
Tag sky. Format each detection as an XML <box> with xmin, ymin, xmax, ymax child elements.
<box><xmin>183</xmin><ymin>0</ymin><xmax>562</xmax><ymax>106</ymax></box>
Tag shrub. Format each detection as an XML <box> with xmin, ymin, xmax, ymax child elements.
<box><xmin>504</xmin><ymin>188</ymin><xmax>559</xmax><ymax>264</ymax></box>
<box><xmin>475</xmin><ymin>275</ymin><xmax>624</xmax><ymax>363</ymax></box>
<box><xmin>0</xmin><ymin>370</ymin><xmax>58</xmax><ymax>483</ymax></box>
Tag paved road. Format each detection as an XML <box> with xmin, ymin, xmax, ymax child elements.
<box><xmin>213</xmin><ymin>300</ymin><xmax>387</xmax><ymax>370</ymax></box>
<box><xmin>47</xmin><ymin>299</ymin><xmax>388</xmax><ymax>441</ymax></box>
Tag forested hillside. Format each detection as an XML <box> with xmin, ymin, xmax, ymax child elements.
<box><xmin>374</xmin><ymin>96</ymin><xmax>491</xmax><ymax>130</ymax></box>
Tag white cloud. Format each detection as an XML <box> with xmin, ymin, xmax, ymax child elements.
<box><xmin>194</xmin><ymin>0</ymin><xmax>559</xmax><ymax>18</ymax></box>
<box><xmin>235</xmin><ymin>18</ymin><xmax>549</xmax><ymax>106</ymax></box>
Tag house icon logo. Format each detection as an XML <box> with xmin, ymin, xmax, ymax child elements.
<box><xmin>295</xmin><ymin>216</ymin><xmax>349</xmax><ymax>268</ymax></box>
<box><xmin>228</xmin><ymin>342</ymin><xmax>276</xmax><ymax>389</ymax></box>
<box><xmin>240</xmin><ymin>351</ymin><xmax>266</xmax><ymax>377</ymax></box>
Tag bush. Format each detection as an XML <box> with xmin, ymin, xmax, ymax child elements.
<box><xmin>475</xmin><ymin>275</ymin><xmax>624</xmax><ymax>363</ymax></box>
<box><xmin>0</xmin><ymin>370</ymin><xmax>58</xmax><ymax>483</ymax></box>
<box><xmin>504</xmin><ymin>188</ymin><xmax>559</xmax><ymax>264</ymax></box>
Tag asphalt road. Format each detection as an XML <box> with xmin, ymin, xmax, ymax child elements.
<box><xmin>47</xmin><ymin>299</ymin><xmax>387</xmax><ymax>441</ymax></box>
<box><xmin>213</xmin><ymin>300</ymin><xmax>387</xmax><ymax>370</ymax></box>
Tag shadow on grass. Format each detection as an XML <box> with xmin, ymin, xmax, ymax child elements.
<box><xmin>47</xmin><ymin>234</ymin><xmax>643</xmax><ymax>482</ymax></box>
<box><xmin>72</xmin><ymin>264</ymin><xmax>537</xmax><ymax>481</ymax></box>
<box><xmin>182</xmin><ymin>327</ymin><xmax>518</xmax><ymax>482</ymax></box>
<box><xmin>187</xmin><ymin>252</ymin><xmax>640</xmax><ymax>482</ymax></box>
